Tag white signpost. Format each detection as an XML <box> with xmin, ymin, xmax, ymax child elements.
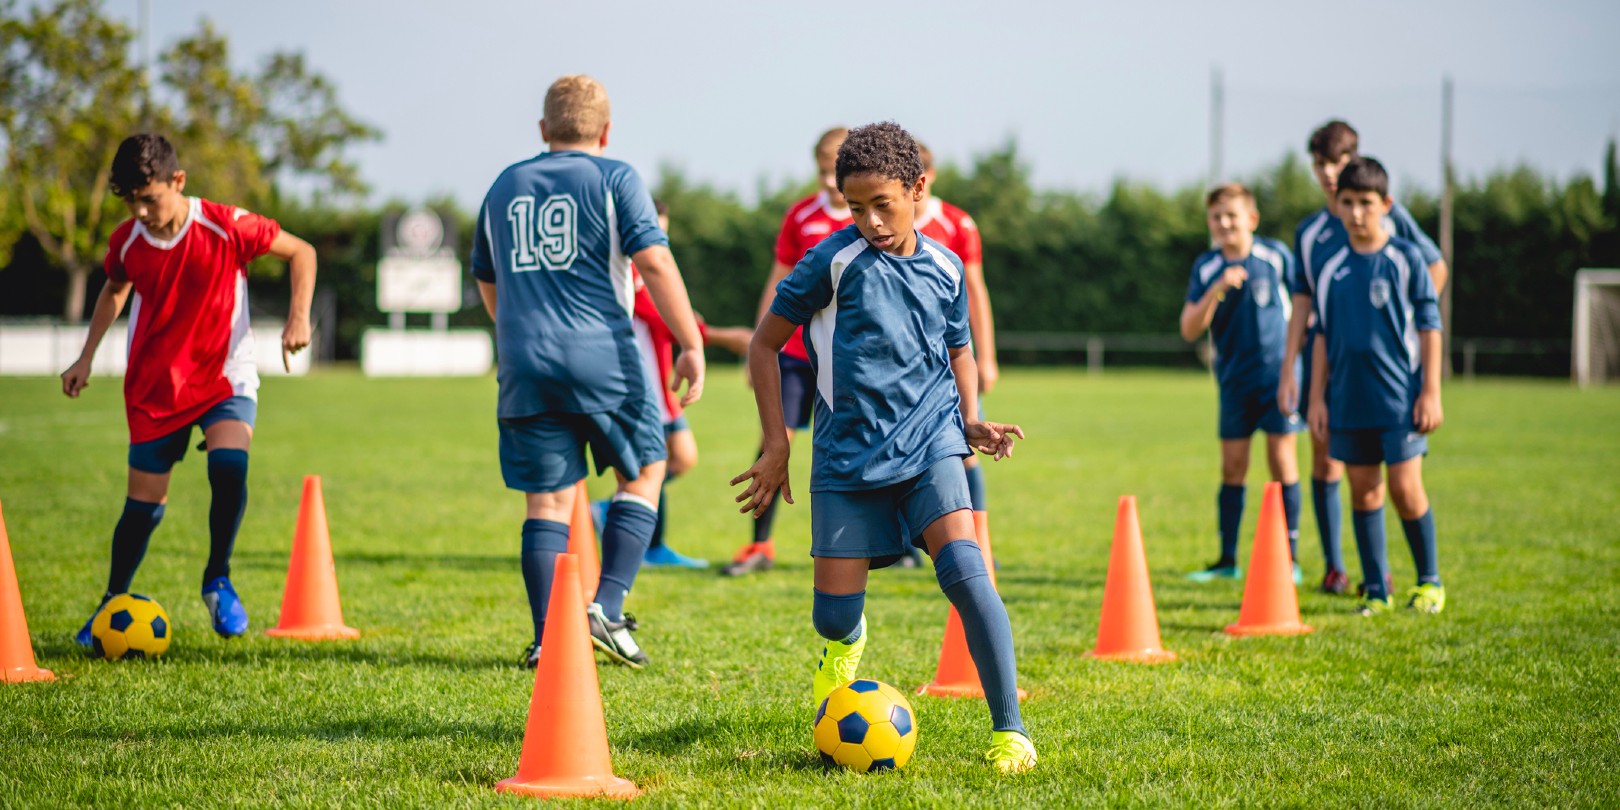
<box><xmin>361</xmin><ymin>207</ymin><xmax>492</xmax><ymax>377</ymax></box>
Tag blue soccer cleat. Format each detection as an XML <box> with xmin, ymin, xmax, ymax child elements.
<box><xmin>642</xmin><ymin>544</ymin><xmax>709</xmax><ymax>569</ymax></box>
<box><xmin>74</xmin><ymin>592</ymin><xmax>114</xmax><ymax>648</ymax></box>
<box><xmin>201</xmin><ymin>576</ymin><xmax>249</xmax><ymax>638</ymax></box>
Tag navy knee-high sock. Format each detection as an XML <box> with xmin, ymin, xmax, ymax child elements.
<box><xmin>965</xmin><ymin>464</ymin><xmax>987</xmax><ymax>512</ymax></box>
<box><xmin>811</xmin><ymin>589</ymin><xmax>865</xmax><ymax>643</ymax></box>
<box><xmin>1313</xmin><ymin>479</ymin><xmax>1345</xmax><ymax>572</ymax></box>
<box><xmin>1280</xmin><ymin>480</ymin><xmax>1302</xmax><ymax>561</ymax></box>
<box><xmin>203</xmin><ymin>449</ymin><xmax>249</xmax><ymax>583</ymax></box>
<box><xmin>1351</xmin><ymin>508</ymin><xmax>1391</xmax><ymax>601</ymax></box>
<box><xmin>520</xmin><ymin>518</ymin><xmax>570</xmax><ymax>644</ymax></box>
<box><xmin>1218</xmin><ymin>484</ymin><xmax>1245</xmax><ymax>564</ymax></box>
<box><xmin>597</xmin><ymin>497</ymin><xmax>658</xmax><ymax>620</ymax></box>
<box><xmin>933</xmin><ymin>539</ymin><xmax>1024</xmax><ymax>735</ymax></box>
<box><xmin>1402</xmin><ymin>509</ymin><xmax>1440</xmax><ymax>586</ymax></box>
<box><xmin>648</xmin><ymin>483</ymin><xmax>668</xmax><ymax>550</ymax></box>
<box><xmin>108</xmin><ymin>498</ymin><xmax>164</xmax><ymax>594</ymax></box>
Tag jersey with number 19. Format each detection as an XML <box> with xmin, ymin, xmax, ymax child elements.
<box><xmin>471</xmin><ymin>150</ymin><xmax>668</xmax><ymax>418</ymax></box>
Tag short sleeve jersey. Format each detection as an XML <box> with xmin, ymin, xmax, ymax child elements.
<box><xmin>471</xmin><ymin>151</ymin><xmax>667</xmax><ymax>417</ymax></box>
<box><xmin>772</xmin><ymin>192</ymin><xmax>852</xmax><ymax>361</ymax></box>
<box><xmin>1292</xmin><ymin>201</ymin><xmax>1442</xmax><ymax>300</ymax></box>
<box><xmin>630</xmin><ymin>266</ymin><xmax>708</xmax><ymax>423</ymax></box>
<box><xmin>769</xmin><ymin>226</ymin><xmax>972</xmax><ymax>492</ymax></box>
<box><xmin>1310</xmin><ymin>237</ymin><xmax>1441</xmax><ymax>430</ymax></box>
<box><xmin>915</xmin><ymin>197</ymin><xmax>982</xmax><ymax>266</ymax></box>
<box><xmin>1184</xmin><ymin>236</ymin><xmax>1296</xmax><ymax>396</ymax></box>
<box><xmin>104</xmin><ymin>197</ymin><xmax>279</xmax><ymax>442</ymax></box>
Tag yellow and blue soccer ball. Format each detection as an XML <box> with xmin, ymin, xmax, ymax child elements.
<box><xmin>91</xmin><ymin>593</ymin><xmax>171</xmax><ymax>660</ymax></box>
<box><xmin>813</xmin><ymin>679</ymin><xmax>918</xmax><ymax>772</ymax></box>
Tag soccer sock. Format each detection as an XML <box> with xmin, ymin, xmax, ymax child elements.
<box><xmin>933</xmin><ymin>539</ymin><xmax>1024</xmax><ymax>735</ymax></box>
<box><xmin>1351</xmin><ymin>508</ymin><xmax>1391</xmax><ymax>601</ymax></box>
<box><xmin>1402</xmin><ymin>509</ymin><xmax>1441</xmax><ymax>586</ymax></box>
<box><xmin>1218</xmin><ymin>484</ymin><xmax>1245</xmax><ymax>564</ymax></box>
<box><xmin>1280</xmin><ymin>480</ymin><xmax>1302</xmax><ymax>561</ymax></box>
<box><xmin>647</xmin><ymin>483</ymin><xmax>668</xmax><ymax>550</ymax></box>
<box><xmin>1313</xmin><ymin>478</ymin><xmax>1345</xmax><ymax>572</ymax></box>
<box><xmin>965</xmin><ymin>463</ymin><xmax>987</xmax><ymax>512</ymax></box>
<box><xmin>811</xmin><ymin>589</ymin><xmax>865</xmax><ymax>643</ymax></box>
<box><xmin>203</xmin><ymin>449</ymin><xmax>249</xmax><ymax>584</ymax></box>
<box><xmin>596</xmin><ymin>496</ymin><xmax>658</xmax><ymax>621</ymax></box>
<box><xmin>753</xmin><ymin>490</ymin><xmax>779</xmax><ymax>545</ymax></box>
<box><xmin>107</xmin><ymin>498</ymin><xmax>164</xmax><ymax>595</ymax></box>
<box><xmin>520</xmin><ymin>518</ymin><xmax>570</xmax><ymax>644</ymax></box>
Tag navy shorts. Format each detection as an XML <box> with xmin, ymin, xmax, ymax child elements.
<box><xmin>665</xmin><ymin>414</ymin><xmax>690</xmax><ymax>435</ymax></box>
<box><xmin>128</xmin><ymin>395</ymin><xmax>257</xmax><ymax>474</ymax></box>
<box><xmin>498</xmin><ymin>395</ymin><xmax>668</xmax><ymax>493</ymax></box>
<box><xmin>1329</xmin><ymin>426</ymin><xmax>1428</xmax><ymax>466</ymax></box>
<box><xmin>1219</xmin><ymin>387</ymin><xmax>1303</xmax><ymax>440</ymax></box>
<box><xmin>810</xmin><ymin>456</ymin><xmax>973</xmax><ymax>569</ymax></box>
<box><xmin>780</xmin><ymin>354</ymin><xmax>814</xmax><ymax>431</ymax></box>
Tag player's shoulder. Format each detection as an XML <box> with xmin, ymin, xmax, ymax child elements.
<box><xmin>108</xmin><ymin>217</ymin><xmax>137</xmax><ymax>246</ymax></box>
<box><xmin>1190</xmin><ymin>247</ymin><xmax>1223</xmax><ymax>275</ymax></box>
<box><xmin>802</xmin><ymin>224</ymin><xmax>868</xmax><ymax>265</ymax></box>
<box><xmin>936</xmin><ymin>198</ymin><xmax>976</xmax><ymax>229</ymax></box>
<box><xmin>1252</xmin><ymin>236</ymin><xmax>1291</xmax><ymax>265</ymax></box>
<box><xmin>1382</xmin><ymin>235</ymin><xmax>1428</xmax><ymax>266</ymax></box>
<box><xmin>187</xmin><ymin>197</ymin><xmax>241</xmax><ymax>242</ymax></box>
<box><xmin>786</xmin><ymin>192</ymin><xmax>824</xmax><ymax>222</ymax></box>
<box><xmin>1295</xmin><ymin>206</ymin><xmax>1333</xmax><ymax>238</ymax></box>
<box><xmin>917</xmin><ymin>233</ymin><xmax>965</xmax><ymax>275</ymax></box>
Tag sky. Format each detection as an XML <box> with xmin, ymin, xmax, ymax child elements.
<box><xmin>102</xmin><ymin>0</ymin><xmax>1620</xmax><ymax>209</ymax></box>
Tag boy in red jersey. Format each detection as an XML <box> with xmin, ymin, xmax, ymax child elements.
<box><xmin>61</xmin><ymin>133</ymin><xmax>317</xmax><ymax>643</ymax></box>
<box><xmin>724</xmin><ymin>127</ymin><xmax>851</xmax><ymax>576</ymax></box>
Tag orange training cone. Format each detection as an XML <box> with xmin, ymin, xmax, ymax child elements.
<box><xmin>496</xmin><ymin>553</ymin><xmax>640</xmax><ymax>799</ymax></box>
<box><xmin>1088</xmin><ymin>496</ymin><xmax>1177</xmax><ymax>663</ymax></box>
<box><xmin>569</xmin><ymin>480</ymin><xmax>600</xmax><ymax>604</ymax></box>
<box><xmin>917</xmin><ymin>511</ymin><xmax>1027</xmax><ymax>699</ymax></box>
<box><xmin>0</xmin><ymin>502</ymin><xmax>54</xmax><ymax>683</ymax></box>
<box><xmin>267</xmin><ymin>476</ymin><xmax>360</xmax><ymax>640</ymax></box>
<box><xmin>1225</xmin><ymin>482</ymin><xmax>1313</xmax><ymax>636</ymax></box>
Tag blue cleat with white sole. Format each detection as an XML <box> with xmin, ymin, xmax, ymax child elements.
<box><xmin>643</xmin><ymin>544</ymin><xmax>709</xmax><ymax>569</ymax></box>
<box><xmin>74</xmin><ymin>592</ymin><xmax>114</xmax><ymax>648</ymax></box>
<box><xmin>201</xmin><ymin>576</ymin><xmax>249</xmax><ymax>638</ymax></box>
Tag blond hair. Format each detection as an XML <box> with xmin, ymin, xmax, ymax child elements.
<box><xmin>543</xmin><ymin>75</ymin><xmax>611</xmax><ymax>144</ymax></box>
<box><xmin>1205</xmin><ymin>182</ymin><xmax>1256</xmax><ymax>210</ymax></box>
<box><xmin>917</xmin><ymin>142</ymin><xmax>935</xmax><ymax>172</ymax></box>
<box><xmin>814</xmin><ymin>127</ymin><xmax>848</xmax><ymax>161</ymax></box>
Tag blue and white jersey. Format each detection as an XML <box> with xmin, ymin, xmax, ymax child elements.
<box><xmin>1185</xmin><ymin>236</ymin><xmax>1296</xmax><ymax>396</ymax></box>
<box><xmin>471</xmin><ymin>150</ymin><xmax>668</xmax><ymax>418</ymax></box>
<box><xmin>1311</xmin><ymin>236</ymin><xmax>1441</xmax><ymax>431</ymax></box>
<box><xmin>1292</xmin><ymin>201</ymin><xmax>1442</xmax><ymax>298</ymax></box>
<box><xmin>770</xmin><ymin>226</ymin><xmax>973</xmax><ymax>492</ymax></box>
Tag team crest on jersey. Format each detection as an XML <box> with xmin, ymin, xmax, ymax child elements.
<box><xmin>1251</xmin><ymin>278</ymin><xmax>1272</xmax><ymax>307</ymax></box>
<box><xmin>1369</xmin><ymin>278</ymin><xmax>1391</xmax><ymax>308</ymax></box>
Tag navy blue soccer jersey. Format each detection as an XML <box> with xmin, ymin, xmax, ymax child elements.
<box><xmin>1311</xmin><ymin>237</ymin><xmax>1441</xmax><ymax>431</ymax></box>
<box><xmin>1185</xmin><ymin>236</ymin><xmax>1296</xmax><ymax>396</ymax></box>
<box><xmin>1292</xmin><ymin>201</ymin><xmax>1442</xmax><ymax>298</ymax></box>
<box><xmin>769</xmin><ymin>226</ymin><xmax>973</xmax><ymax>492</ymax></box>
<box><xmin>471</xmin><ymin>150</ymin><xmax>668</xmax><ymax>418</ymax></box>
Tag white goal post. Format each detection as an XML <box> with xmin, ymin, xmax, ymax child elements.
<box><xmin>1573</xmin><ymin>269</ymin><xmax>1620</xmax><ymax>387</ymax></box>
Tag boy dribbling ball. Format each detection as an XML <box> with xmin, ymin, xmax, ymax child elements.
<box><xmin>730</xmin><ymin>122</ymin><xmax>1036</xmax><ymax>773</ymax></box>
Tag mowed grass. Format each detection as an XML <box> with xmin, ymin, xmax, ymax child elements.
<box><xmin>1</xmin><ymin>367</ymin><xmax>1618</xmax><ymax>808</ymax></box>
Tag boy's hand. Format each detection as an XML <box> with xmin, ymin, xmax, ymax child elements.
<box><xmin>673</xmin><ymin>349</ymin><xmax>706</xmax><ymax>407</ymax></box>
<box><xmin>1216</xmin><ymin>266</ymin><xmax>1248</xmax><ymax>296</ymax></box>
<box><xmin>1413</xmin><ymin>390</ymin><xmax>1443</xmax><ymax>434</ymax></box>
<box><xmin>1277</xmin><ymin>369</ymin><xmax>1299</xmax><ymax>414</ymax></box>
<box><xmin>730</xmin><ymin>444</ymin><xmax>791</xmax><ymax>518</ymax></box>
<box><xmin>966</xmin><ymin>420</ymin><xmax>1024</xmax><ymax>461</ymax></box>
<box><xmin>1308</xmin><ymin>398</ymin><xmax>1329</xmax><ymax>445</ymax></box>
<box><xmin>61</xmin><ymin>358</ymin><xmax>92</xmax><ymax>398</ymax></box>
<box><xmin>281</xmin><ymin>315</ymin><xmax>312</xmax><ymax>372</ymax></box>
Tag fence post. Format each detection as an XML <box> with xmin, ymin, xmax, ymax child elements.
<box><xmin>1463</xmin><ymin>340</ymin><xmax>1476</xmax><ymax>380</ymax></box>
<box><xmin>1086</xmin><ymin>336</ymin><xmax>1103</xmax><ymax>376</ymax></box>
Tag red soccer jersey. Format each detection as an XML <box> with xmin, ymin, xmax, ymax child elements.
<box><xmin>916</xmin><ymin>197</ymin><xmax>982</xmax><ymax>266</ymax></box>
<box><xmin>630</xmin><ymin>266</ymin><xmax>706</xmax><ymax>422</ymax></box>
<box><xmin>772</xmin><ymin>192</ymin><xmax>851</xmax><ymax>360</ymax></box>
<box><xmin>104</xmin><ymin>197</ymin><xmax>280</xmax><ymax>442</ymax></box>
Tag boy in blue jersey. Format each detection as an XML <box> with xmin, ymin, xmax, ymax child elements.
<box><xmin>1278</xmin><ymin>120</ymin><xmax>1448</xmax><ymax>595</ymax></box>
<box><xmin>730</xmin><ymin>122</ymin><xmax>1036</xmax><ymax>773</ymax></box>
<box><xmin>1306</xmin><ymin>157</ymin><xmax>1446</xmax><ymax>616</ymax></box>
<box><xmin>1179</xmin><ymin>183</ymin><xmax>1304</xmax><ymax>583</ymax></box>
<box><xmin>471</xmin><ymin>75</ymin><xmax>706</xmax><ymax>668</ymax></box>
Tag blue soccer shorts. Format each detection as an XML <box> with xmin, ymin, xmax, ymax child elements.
<box><xmin>664</xmin><ymin>414</ymin><xmax>690</xmax><ymax>435</ymax></box>
<box><xmin>1219</xmin><ymin>386</ymin><xmax>1304</xmax><ymax>440</ymax></box>
<box><xmin>498</xmin><ymin>395</ymin><xmax>668</xmax><ymax>494</ymax></box>
<box><xmin>779</xmin><ymin>354</ymin><xmax>815</xmax><ymax>431</ymax></box>
<box><xmin>128</xmin><ymin>395</ymin><xmax>257</xmax><ymax>474</ymax></box>
<box><xmin>809</xmin><ymin>456</ymin><xmax>973</xmax><ymax>569</ymax></box>
<box><xmin>1329</xmin><ymin>426</ymin><xmax>1428</xmax><ymax>466</ymax></box>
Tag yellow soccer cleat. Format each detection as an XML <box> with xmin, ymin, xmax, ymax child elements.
<box><xmin>1405</xmin><ymin>583</ymin><xmax>1446</xmax><ymax>614</ymax></box>
<box><xmin>812</xmin><ymin>615</ymin><xmax>867</xmax><ymax>708</ymax></box>
<box><xmin>987</xmin><ymin>730</ymin><xmax>1038</xmax><ymax>774</ymax></box>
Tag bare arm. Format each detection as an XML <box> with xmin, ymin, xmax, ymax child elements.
<box><xmin>1179</xmin><ymin>265</ymin><xmax>1247</xmax><ymax>342</ymax></box>
<box><xmin>267</xmin><ymin>230</ymin><xmax>317</xmax><ymax>372</ymax></box>
<box><xmin>631</xmin><ymin>244</ymin><xmax>705</xmax><ymax>406</ymax></box>
<box><xmin>962</xmin><ymin>261</ymin><xmax>999</xmax><ymax>393</ymax></box>
<box><xmin>1278</xmin><ymin>292</ymin><xmax>1315</xmax><ymax>412</ymax></box>
<box><xmin>950</xmin><ymin>344</ymin><xmax>1023</xmax><ymax>460</ymax></box>
<box><xmin>1413</xmin><ymin>330</ymin><xmax>1444</xmax><ymax>433</ymax></box>
<box><xmin>61</xmin><ymin>279</ymin><xmax>132</xmax><ymax>397</ymax></box>
<box><xmin>1427</xmin><ymin>260</ymin><xmax>1448</xmax><ymax>298</ymax></box>
<box><xmin>703</xmin><ymin>325</ymin><xmax>754</xmax><ymax>356</ymax></box>
<box><xmin>729</xmin><ymin>313</ymin><xmax>797</xmax><ymax>516</ymax></box>
<box><xmin>754</xmin><ymin>261</ymin><xmax>794</xmax><ymax>327</ymax></box>
<box><xmin>1307</xmin><ymin>335</ymin><xmax>1330</xmax><ymax>444</ymax></box>
<box><xmin>477</xmin><ymin>280</ymin><xmax>497</xmax><ymax>320</ymax></box>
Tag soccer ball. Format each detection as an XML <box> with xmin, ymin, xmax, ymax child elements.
<box><xmin>813</xmin><ymin>679</ymin><xmax>918</xmax><ymax>772</ymax></box>
<box><xmin>91</xmin><ymin>593</ymin><xmax>171</xmax><ymax>660</ymax></box>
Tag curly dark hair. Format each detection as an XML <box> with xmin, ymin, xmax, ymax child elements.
<box><xmin>110</xmin><ymin>133</ymin><xmax>181</xmax><ymax>197</ymax></box>
<box><xmin>835</xmin><ymin>122</ymin><xmax>923</xmax><ymax>191</ymax></box>
<box><xmin>1336</xmin><ymin>156</ymin><xmax>1389</xmax><ymax>198</ymax></box>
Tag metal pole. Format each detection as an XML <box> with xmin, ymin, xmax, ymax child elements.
<box><xmin>139</xmin><ymin>0</ymin><xmax>152</xmax><ymax>128</ymax></box>
<box><xmin>1440</xmin><ymin>75</ymin><xmax>1456</xmax><ymax>377</ymax></box>
<box><xmin>1210</xmin><ymin>66</ymin><xmax>1224</xmax><ymax>186</ymax></box>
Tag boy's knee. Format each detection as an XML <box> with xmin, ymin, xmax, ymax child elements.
<box><xmin>932</xmin><ymin>539</ymin><xmax>989</xmax><ymax>592</ymax></box>
<box><xmin>811</xmin><ymin>589</ymin><xmax>865</xmax><ymax>641</ymax></box>
<box><xmin>207</xmin><ymin>449</ymin><xmax>249</xmax><ymax>484</ymax></box>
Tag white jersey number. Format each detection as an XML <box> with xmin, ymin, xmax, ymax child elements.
<box><xmin>506</xmin><ymin>194</ymin><xmax>578</xmax><ymax>272</ymax></box>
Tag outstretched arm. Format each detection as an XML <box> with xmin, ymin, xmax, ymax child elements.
<box><xmin>730</xmin><ymin>313</ymin><xmax>796</xmax><ymax>516</ymax></box>
<box><xmin>951</xmin><ymin>344</ymin><xmax>1023</xmax><ymax>460</ymax></box>
<box><xmin>61</xmin><ymin>279</ymin><xmax>132</xmax><ymax>397</ymax></box>
<box><xmin>632</xmin><ymin>244</ymin><xmax>705</xmax><ymax>406</ymax></box>
<box><xmin>267</xmin><ymin>230</ymin><xmax>317</xmax><ymax>372</ymax></box>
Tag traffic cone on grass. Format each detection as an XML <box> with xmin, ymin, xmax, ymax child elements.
<box><xmin>496</xmin><ymin>553</ymin><xmax>640</xmax><ymax>799</ymax></box>
<box><xmin>0</xmin><ymin>502</ymin><xmax>54</xmax><ymax>683</ymax></box>
<box><xmin>569</xmin><ymin>480</ymin><xmax>600</xmax><ymax>604</ymax></box>
<box><xmin>267</xmin><ymin>476</ymin><xmax>360</xmax><ymax>640</ymax></box>
<box><xmin>1225</xmin><ymin>482</ymin><xmax>1313</xmax><ymax>636</ymax></box>
<box><xmin>917</xmin><ymin>511</ymin><xmax>1027</xmax><ymax>699</ymax></box>
<box><xmin>1088</xmin><ymin>496</ymin><xmax>1177</xmax><ymax>663</ymax></box>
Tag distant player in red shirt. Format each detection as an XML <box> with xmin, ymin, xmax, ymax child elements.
<box><xmin>60</xmin><ymin>134</ymin><xmax>317</xmax><ymax>645</ymax></box>
<box><xmin>723</xmin><ymin>127</ymin><xmax>851</xmax><ymax>576</ymax></box>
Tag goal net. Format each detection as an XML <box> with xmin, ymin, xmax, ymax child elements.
<box><xmin>1574</xmin><ymin>269</ymin><xmax>1620</xmax><ymax>386</ymax></box>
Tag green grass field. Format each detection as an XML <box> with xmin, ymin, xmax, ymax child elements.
<box><xmin>2</xmin><ymin>368</ymin><xmax>1618</xmax><ymax>808</ymax></box>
